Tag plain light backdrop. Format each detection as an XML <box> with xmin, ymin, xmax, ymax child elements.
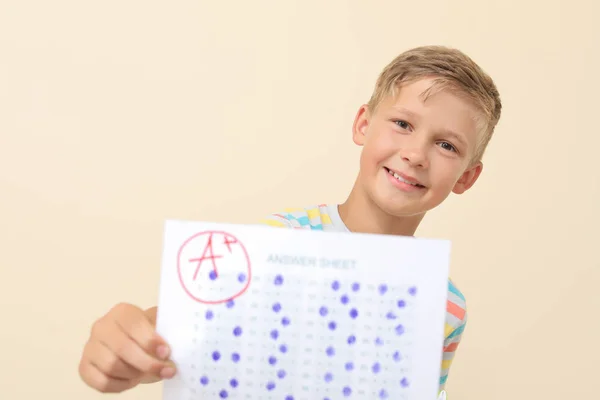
<box><xmin>1</xmin><ymin>1</ymin><xmax>598</xmax><ymax>399</ymax></box>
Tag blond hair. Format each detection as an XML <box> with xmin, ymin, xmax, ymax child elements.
<box><xmin>368</xmin><ymin>45</ymin><xmax>502</xmax><ymax>162</ymax></box>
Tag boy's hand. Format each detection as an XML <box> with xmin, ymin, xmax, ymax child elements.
<box><xmin>78</xmin><ymin>303</ymin><xmax>176</xmax><ymax>393</ymax></box>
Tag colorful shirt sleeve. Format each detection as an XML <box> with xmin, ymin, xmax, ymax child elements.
<box><xmin>440</xmin><ymin>280</ymin><xmax>468</xmax><ymax>390</ymax></box>
<box><xmin>260</xmin><ymin>213</ymin><xmax>295</xmax><ymax>228</ymax></box>
<box><xmin>259</xmin><ymin>206</ymin><xmax>332</xmax><ymax>230</ymax></box>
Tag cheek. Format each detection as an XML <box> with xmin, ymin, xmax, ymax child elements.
<box><xmin>364</xmin><ymin>131</ymin><xmax>396</xmax><ymax>162</ymax></box>
<box><xmin>432</xmin><ymin>165</ymin><xmax>464</xmax><ymax>190</ymax></box>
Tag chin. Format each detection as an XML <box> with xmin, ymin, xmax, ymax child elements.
<box><xmin>369</xmin><ymin>191</ymin><xmax>429</xmax><ymax>218</ymax></box>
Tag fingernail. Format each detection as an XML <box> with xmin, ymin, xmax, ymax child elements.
<box><xmin>156</xmin><ymin>345</ymin><xmax>170</xmax><ymax>360</ymax></box>
<box><xmin>160</xmin><ymin>367</ymin><xmax>176</xmax><ymax>379</ymax></box>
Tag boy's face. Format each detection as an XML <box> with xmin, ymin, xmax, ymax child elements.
<box><xmin>352</xmin><ymin>77</ymin><xmax>484</xmax><ymax>217</ymax></box>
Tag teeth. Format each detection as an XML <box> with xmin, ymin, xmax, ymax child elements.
<box><xmin>388</xmin><ymin>169</ymin><xmax>419</xmax><ymax>186</ymax></box>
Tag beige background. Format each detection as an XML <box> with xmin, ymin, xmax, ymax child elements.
<box><xmin>1</xmin><ymin>0</ymin><xmax>598</xmax><ymax>399</ymax></box>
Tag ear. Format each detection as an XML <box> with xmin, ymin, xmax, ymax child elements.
<box><xmin>352</xmin><ymin>104</ymin><xmax>370</xmax><ymax>146</ymax></box>
<box><xmin>452</xmin><ymin>161</ymin><xmax>483</xmax><ymax>194</ymax></box>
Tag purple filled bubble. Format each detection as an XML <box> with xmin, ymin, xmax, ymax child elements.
<box><xmin>372</xmin><ymin>362</ymin><xmax>381</xmax><ymax>374</ymax></box>
<box><xmin>274</xmin><ymin>275</ymin><xmax>284</xmax><ymax>285</ymax></box>
<box><xmin>378</xmin><ymin>284</ymin><xmax>388</xmax><ymax>295</ymax></box>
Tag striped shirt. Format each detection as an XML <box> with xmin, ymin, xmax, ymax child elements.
<box><xmin>260</xmin><ymin>204</ymin><xmax>467</xmax><ymax>391</ymax></box>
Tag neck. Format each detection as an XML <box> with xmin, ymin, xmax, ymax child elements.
<box><xmin>338</xmin><ymin>180</ymin><xmax>425</xmax><ymax>237</ymax></box>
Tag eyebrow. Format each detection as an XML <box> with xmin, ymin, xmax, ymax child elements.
<box><xmin>391</xmin><ymin>106</ymin><xmax>420</xmax><ymax>120</ymax></box>
<box><xmin>438</xmin><ymin>129</ymin><xmax>468</xmax><ymax>147</ymax></box>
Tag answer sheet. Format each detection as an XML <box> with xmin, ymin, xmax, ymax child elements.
<box><xmin>156</xmin><ymin>220</ymin><xmax>451</xmax><ymax>400</ymax></box>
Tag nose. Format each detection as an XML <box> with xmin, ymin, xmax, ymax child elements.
<box><xmin>400</xmin><ymin>142</ymin><xmax>428</xmax><ymax>168</ymax></box>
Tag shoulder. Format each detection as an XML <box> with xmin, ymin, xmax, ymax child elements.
<box><xmin>259</xmin><ymin>204</ymin><xmax>334</xmax><ymax>230</ymax></box>
<box><xmin>445</xmin><ymin>278</ymin><xmax>468</xmax><ymax>338</ymax></box>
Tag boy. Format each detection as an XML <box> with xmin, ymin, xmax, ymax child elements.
<box><xmin>78</xmin><ymin>45</ymin><xmax>502</xmax><ymax>397</ymax></box>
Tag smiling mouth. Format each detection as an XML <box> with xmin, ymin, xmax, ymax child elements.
<box><xmin>384</xmin><ymin>167</ymin><xmax>426</xmax><ymax>188</ymax></box>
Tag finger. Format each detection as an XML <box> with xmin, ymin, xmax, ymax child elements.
<box><xmin>79</xmin><ymin>358</ymin><xmax>139</xmax><ymax>393</ymax></box>
<box><xmin>116</xmin><ymin>306</ymin><xmax>168</xmax><ymax>360</ymax></box>
<box><xmin>145</xmin><ymin>306</ymin><xmax>158</xmax><ymax>325</ymax></box>
<box><xmin>88</xmin><ymin>339</ymin><xmax>141</xmax><ymax>380</ymax></box>
<box><xmin>99</xmin><ymin>319</ymin><xmax>166</xmax><ymax>378</ymax></box>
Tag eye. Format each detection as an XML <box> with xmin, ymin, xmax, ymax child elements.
<box><xmin>438</xmin><ymin>141</ymin><xmax>457</xmax><ymax>153</ymax></box>
<box><xmin>394</xmin><ymin>120</ymin><xmax>411</xmax><ymax>130</ymax></box>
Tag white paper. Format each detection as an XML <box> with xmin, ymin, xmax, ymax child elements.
<box><xmin>156</xmin><ymin>219</ymin><xmax>451</xmax><ymax>400</ymax></box>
